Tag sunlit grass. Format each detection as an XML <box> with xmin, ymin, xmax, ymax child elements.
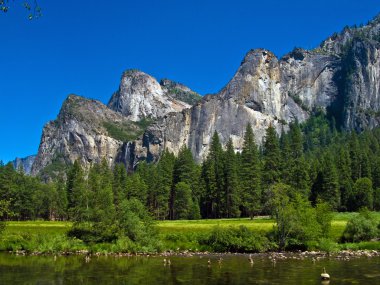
<box><xmin>5</xmin><ymin>212</ymin><xmax>378</xmax><ymax>237</ymax></box>
<box><xmin>2</xmin><ymin>212</ymin><xmax>379</xmax><ymax>253</ymax></box>
<box><xmin>157</xmin><ymin>217</ymin><xmax>274</xmax><ymax>234</ymax></box>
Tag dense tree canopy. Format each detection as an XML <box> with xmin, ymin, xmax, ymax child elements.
<box><xmin>1</xmin><ymin>113</ymin><xmax>380</xmax><ymax>224</ymax></box>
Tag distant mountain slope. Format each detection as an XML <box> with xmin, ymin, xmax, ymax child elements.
<box><xmin>12</xmin><ymin>155</ymin><xmax>36</xmax><ymax>175</ymax></box>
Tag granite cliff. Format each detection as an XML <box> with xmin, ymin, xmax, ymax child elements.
<box><xmin>31</xmin><ymin>15</ymin><xmax>380</xmax><ymax>175</ymax></box>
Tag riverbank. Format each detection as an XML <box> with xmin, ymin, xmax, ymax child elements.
<box><xmin>1</xmin><ymin>213</ymin><xmax>380</xmax><ymax>255</ymax></box>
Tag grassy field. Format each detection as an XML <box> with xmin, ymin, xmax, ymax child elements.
<box><xmin>1</xmin><ymin>212</ymin><xmax>379</xmax><ymax>253</ymax></box>
<box><xmin>4</xmin><ymin>212</ymin><xmax>376</xmax><ymax>238</ymax></box>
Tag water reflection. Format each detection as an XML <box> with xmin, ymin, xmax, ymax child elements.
<box><xmin>0</xmin><ymin>253</ymin><xmax>379</xmax><ymax>284</ymax></box>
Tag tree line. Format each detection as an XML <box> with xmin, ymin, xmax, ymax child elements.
<box><xmin>1</xmin><ymin>113</ymin><xmax>380</xmax><ymax>222</ymax></box>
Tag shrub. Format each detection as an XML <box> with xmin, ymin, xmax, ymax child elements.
<box><xmin>341</xmin><ymin>209</ymin><xmax>379</xmax><ymax>242</ymax></box>
<box><xmin>316</xmin><ymin>238</ymin><xmax>339</xmax><ymax>253</ymax></box>
<box><xmin>199</xmin><ymin>226</ymin><xmax>270</xmax><ymax>253</ymax></box>
<box><xmin>67</xmin><ymin>222</ymin><xmax>118</xmax><ymax>243</ymax></box>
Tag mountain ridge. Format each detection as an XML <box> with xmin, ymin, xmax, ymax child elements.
<box><xmin>29</xmin><ymin>14</ymin><xmax>380</xmax><ymax>175</ymax></box>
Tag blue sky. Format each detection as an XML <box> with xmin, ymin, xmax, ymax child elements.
<box><xmin>0</xmin><ymin>0</ymin><xmax>379</xmax><ymax>163</ymax></box>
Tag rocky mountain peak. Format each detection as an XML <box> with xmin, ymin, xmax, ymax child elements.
<box><xmin>31</xmin><ymin>94</ymin><xmax>143</xmax><ymax>177</ymax></box>
<box><xmin>318</xmin><ymin>14</ymin><xmax>380</xmax><ymax>55</ymax></box>
<box><xmin>108</xmin><ymin>69</ymin><xmax>192</xmax><ymax>121</ymax></box>
<box><xmin>219</xmin><ymin>48</ymin><xmax>284</xmax><ymax>118</ymax></box>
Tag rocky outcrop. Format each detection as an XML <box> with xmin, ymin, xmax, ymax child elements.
<box><xmin>108</xmin><ymin>70</ymin><xmax>199</xmax><ymax>121</ymax></box>
<box><xmin>12</xmin><ymin>155</ymin><xmax>36</xmax><ymax>175</ymax></box>
<box><xmin>160</xmin><ymin>79</ymin><xmax>202</xmax><ymax>105</ymax></box>
<box><xmin>31</xmin><ymin>95</ymin><xmax>142</xmax><ymax>176</ymax></box>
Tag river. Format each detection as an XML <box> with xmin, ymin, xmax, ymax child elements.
<box><xmin>0</xmin><ymin>253</ymin><xmax>379</xmax><ymax>284</ymax></box>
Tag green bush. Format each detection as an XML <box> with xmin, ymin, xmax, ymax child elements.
<box><xmin>199</xmin><ymin>226</ymin><xmax>271</xmax><ymax>253</ymax></box>
<box><xmin>341</xmin><ymin>210</ymin><xmax>379</xmax><ymax>242</ymax></box>
<box><xmin>67</xmin><ymin>222</ymin><xmax>118</xmax><ymax>244</ymax></box>
<box><xmin>0</xmin><ymin>222</ymin><xmax>5</xmax><ymax>235</ymax></box>
<box><xmin>316</xmin><ymin>238</ymin><xmax>339</xmax><ymax>253</ymax></box>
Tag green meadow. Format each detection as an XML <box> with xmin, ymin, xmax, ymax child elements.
<box><xmin>1</xmin><ymin>212</ymin><xmax>379</xmax><ymax>253</ymax></box>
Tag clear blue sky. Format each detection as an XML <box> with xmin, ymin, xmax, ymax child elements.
<box><xmin>0</xmin><ymin>0</ymin><xmax>379</xmax><ymax>163</ymax></box>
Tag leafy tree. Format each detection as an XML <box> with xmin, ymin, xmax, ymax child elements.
<box><xmin>315</xmin><ymin>200</ymin><xmax>333</xmax><ymax>238</ymax></box>
<box><xmin>351</xmin><ymin>177</ymin><xmax>374</xmax><ymax>210</ymax></box>
<box><xmin>0</xmin><ymin>199</ymin><xmax>12</xmax><ymax>236</ymax></box>
<box><xmin>373</xmin><ymin>187</ymin><xmax>380</xmax><ymax>211</ymax></box>
<box><xmin>117</xmin><ymin>198</ymin><xmax>158</xmax><ymax>248</ymax></box>
<box><xmin>173</xmin><ymin>182</ymin><xmax>193</xmax><ymax>219</ymax></box>
<box><xmin>342</xmin><ymin>209</ymin><xmax>379</xmax><ymax>242</ymax></box>
<box><xmin>266</xmin><ymin>183</ymin><xmax>322</xmax><ymax>250</ymax></box>
<box><xmin>265</xmin><ymin>183</ymin><xmax>296</xmax><ymax>250</ymax></box>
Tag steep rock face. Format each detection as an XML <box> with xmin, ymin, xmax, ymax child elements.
<box><xmin>108</xmin><ymin>70</ymin><xmax>195</xmax><ymax>121</ymax></box>
<box><xmin>280</xmin><ymin>49</ymin><xmax>341</xmax><ymax>112</ymax></box>
<box><xmin>342</xmin><ymin>38</ymin><xmax>380</xmax><ymax>130</ymax></box>
<box><xmin>31</xmin><ymin>95</ymin><xmax>140</xmax><ymax>176</ymax></box>
<box><xmin>12</xmin><ymin>155</ymin><xmax>36</xmax><ymax>175</ymax></box>
<box><xmin>141</xmin><ymin>96</ymin><xmax>283</xmax><ymax>163</ymax></box>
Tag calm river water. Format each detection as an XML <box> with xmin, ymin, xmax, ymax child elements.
<box><xmin>0</xmin><ymin>253</ymin><xmax>379</xmax><ymax>284</ymax></box>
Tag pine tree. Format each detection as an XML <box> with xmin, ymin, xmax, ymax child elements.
<box><xmin>112</xmin><ymin>163</ymin><xmax>128</xmax><ymax>212</ymax></box>
<box><xmin>288</xmin><ymin>121</ymin><xmax>310</xmax><ymax>195</ymax></box>
<box><xmin>55</xmin><ymin>177</ymin><xmax>68</xmax><ymax>220</ymax></box>
<box><xmin>240</xmin><ymin>124</ymin><xmax>261</xmax><ymax>218</ymax></box>
<box><xmin>171</xmin><ymin>146</ymin><xmax>198</xmax><ymax>219</ymax></box>
<box><xmin>223</xmin><ymin>139</ymin><xmax>240</xmax><ymax>218</ymax></box>
<box><xmin>173</xmin><ymin>182</ymin><xmax>193</xmax><ymax>219</ymax></box>
<box><xmin>66</xmin><ymin>160</ymin><xmax>88</xmax><ymax>222</ymax></box>
<box><xmin>352</xmin><ymin>178</ymin><xmax>374</xmax><ymax>210</ymax></box>
<box><xmin>94</xmin><ymin>160</ymin><xmax>115</xmax><ymax>223</ymax></box>
<box><xmin>349</xmin><ymin>132</ymin><xmax>362</xmax><ymax>181</ymax></box>
<box><xmin>336</xmin><ymin>146</ymin><xmax>353</xmax><ymax>211</ymax></box>
<box><xmin>155</xmin><ymin>150</ymin><xmax>175</xmax><ymax>219</ymax></box>
<box><xmin>319</xmin><ymin>153</ymin><xmax>340</xmax><ymax>210</ymax></box>
<box><xmin>125</xmin><ymin>173</ymin><xmax>148</xmax><ymax>204</ymax></box>
<box><xmin>263</xmin><ymin>124</ymin><xmax>281</xmax><ymax>187</ymax></box>
<box><xmin>280</xmin><ymin>128</ymin><xmax>292</xmax><ymax>183</ymax></box>
<box><xmin>201</xmin><ymin>132</ymin><xmax>224</xmax><ymax>218</ymax></box>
